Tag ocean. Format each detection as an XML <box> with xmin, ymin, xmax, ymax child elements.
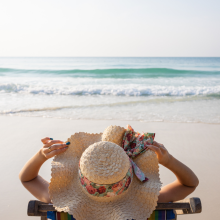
<box><xmin>0</xmin><ymin>57</ymin><xmax>220</xmax><ymax>123</ymax></box>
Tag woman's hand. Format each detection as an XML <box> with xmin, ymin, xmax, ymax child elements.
<box><xmin>41</xmin><ymin>137</ymin><xmax>69</xmax><ymax>159</ymax></box>
<box><xmin>19</xmin><ymin>137</ymin><xmax>70</xmax><ymax>203</ymax></box>
<box><xmin>147</xmin><ymin>140</ymin><xmax>199</xmax><ymax>203</ymax></box>
<box><xmin>147</xmin><ymin>141</ymin><xmax>171</xmax><ymax>166</ymax></box>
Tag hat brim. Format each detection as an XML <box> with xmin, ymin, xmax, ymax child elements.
<box><xmin>49</xmin><ymin>132</ymin><xmax>161</xmax><ymax>220</ymax></box>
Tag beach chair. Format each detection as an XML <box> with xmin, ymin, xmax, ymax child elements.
<box><xmin>27</xmin><ymin>197</ymin><xmax>202</xmax><ymax>220</ymax></box>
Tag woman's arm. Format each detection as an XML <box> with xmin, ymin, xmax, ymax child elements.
<box><xmin>148</xmin><ymin>142</ymin><xmax>199</xmax><ymax>203</ymax></box>
<box><xmin>19</xmin><ymin>138</ymin><xmax>68</xmax><ymax>203</ymax></box>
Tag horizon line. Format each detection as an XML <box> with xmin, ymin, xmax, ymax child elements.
<box><xmin>0</xmin><ymin>56</ymin><xmax>220</xmax><ymax>58</ymax></box>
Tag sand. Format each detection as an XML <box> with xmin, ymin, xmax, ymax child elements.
<box><xmin>0</xmin><ymin>115</ymin><xmax>219</xmax><ymax>220</ymax></box>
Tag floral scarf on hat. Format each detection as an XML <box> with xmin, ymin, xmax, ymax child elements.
<box><xmin>123</xmin><ymin>125</ymin><xmax>155</xmax><ymax>158</ymax></box>
<box><xmin>122</xmin><ymin>125</ymin><xmax>155</xmax><ymax>182</ymax></box>
<box><xmin>79</xmin><ymin>162</ymin><xmax>133</xmax><ymax>198</ymax></box>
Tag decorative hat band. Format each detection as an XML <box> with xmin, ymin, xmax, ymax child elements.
<box><xmin>122</xmin><ymin>125</ymin><xmax>156</xmax><ymax>182</ymax></box>
<box><xmin>78</xmin><ymin>125</ymin><xmax>155</xmax><ymax>197</ymax></box>
<box><xmin>78</xmin><ymin>163</ymin><xmax>133</xmax><ymax>197</ymax></box>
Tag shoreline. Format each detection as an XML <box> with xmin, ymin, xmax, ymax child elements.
<box><xmin>1</xmin><ymin>114</ymin><xmax>220</xmax><ymax>125</ymax></box>
<box><xmin>0</xmin><ymin>115</ymin><xmax>219</xmax><ymax>220</ymax></box>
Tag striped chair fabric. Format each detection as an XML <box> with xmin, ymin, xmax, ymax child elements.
<box><xmin>47</xmin><ymin>210</ymin><xmax>176</xmax><ymax>220</ymax></box>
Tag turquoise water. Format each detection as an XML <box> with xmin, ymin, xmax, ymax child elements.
<box><xmin>0</xmin><ymin>57</ymin><xmax>220</xmax><ymax>123</ymax></box>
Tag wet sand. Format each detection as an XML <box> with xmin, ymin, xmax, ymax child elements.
<box><xmin>0</xmin><ymin>115</ymin><xmax>219</xmax><ymax>219</ymax></box>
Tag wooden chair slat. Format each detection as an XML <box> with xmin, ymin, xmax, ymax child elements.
<box><xmin>38</xmin><ymin>204</ymin><xmax>56</xmax><ymax>212</ymax></box>
<box><xmin>38</xmin><ymin>202</ymin><xmax>190</xmax><ymax>212</ymax></box>
<box><xmin>27</xmin><ymin>197</ymin><xmax>202</xmax><ymax>219</ymax></box>
<box><xmin>155</xmin><ymin>203</ymin><xmax>190</xmax><ymax>210</ymax></box>
<box><xmin>175</xmin><ymin>198</ymin><xmax>202</xmax><ymax>214</ymax></box>
<box><xmin>27</xmin><ymin>200</ymin><xmax>47</xmax><ymax>217</ymax></box>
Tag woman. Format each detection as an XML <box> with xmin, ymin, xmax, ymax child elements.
<box><xmin>19</xmin><ymin>137</ymin><xmax>199</xmax><ymax>204</ymax></box>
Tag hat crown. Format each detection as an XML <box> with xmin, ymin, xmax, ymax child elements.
<box><xmin>80</xmin><ymin>141</ymin><xmax>130</xmax><ymax>184</ymax></box>
<box><xmin>102</xmin><ymin>125</ymin><xmax>126</xmax><ymax>146</ymax></box>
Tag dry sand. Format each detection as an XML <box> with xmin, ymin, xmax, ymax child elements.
<box><xmin>0</xmin><ymin>115</ymin><xmax>219</xmax><ymax>220</ymax></box>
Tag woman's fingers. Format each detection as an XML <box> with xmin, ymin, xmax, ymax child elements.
<box><xmin>152</xmin><ymin>141</ymin><xmax>162</xmax><ymax>147</ymax></box>
<box><xmin>149</xmin><ymin>141</ymin><xmax>171</xmax><ymax>165</ymax></box>
<box><xmin>44</xmin><ymin>144</ymin><xmax>67</xmax><ymax>153</ymax></box>
<box><xmin>44</xmin><ymin>140</ymin><xmax>64</xmax><ymax>148</ymax></box>
<box><xmin>157</xmin><ymin>143</ymin><xmax>167</xmax><ymax>153</ymax></box>
<box><xmin>41</xmin><ymin>137</ymin><xmax>53</xmax><ymax>144</ymax></box>
<box><xmin>41</xmin><ymin>138</ymin><xmax>70</xmax><ymax>159</ymax></box>
<box><xmin>147</xmin><ymin>145</ymin><xmax>162</xmax><ymax>156</ymax></box>
<box><xmin>152</xmin><ymin>141</ymin><xmax>167</xmax><ymax>152</ymax></box>
<box><xmin>159</xmin><ymin>144</ymin><xmax>167</xmax><ymax>153</ymax></box>
<box><xmin>45</xmin><ymin>147</ymin><xmax>68</xmax><ymax>159</ymax></box>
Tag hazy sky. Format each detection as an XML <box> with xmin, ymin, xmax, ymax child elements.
<box><xmin>0</xmin><ymin>0</ymin><xmax>219</xmax><ymax>57</ymax></box>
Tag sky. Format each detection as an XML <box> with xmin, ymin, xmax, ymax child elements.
<box><xmin>0</xmin><ymin>0</ymin><xmax>220</xmax><ymax>57</ymax></box>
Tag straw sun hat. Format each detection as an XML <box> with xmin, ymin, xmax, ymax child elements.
<box><xmin>49</xmin><ymin>125</ymin><xmax>161</xmax><ymax>220</ymax></box>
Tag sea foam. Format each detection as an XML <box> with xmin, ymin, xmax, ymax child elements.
<box><xmin>0</xmin><ymin>82</ymin><xmax>220</xmax><ymax>97</ymax></box>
